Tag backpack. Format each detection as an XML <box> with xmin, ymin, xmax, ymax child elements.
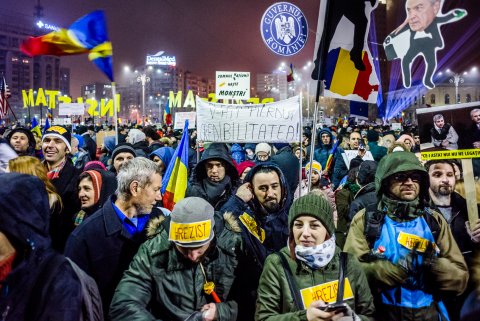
<box><xmin>28</xmin><ymin>254</ymin><xmax>103</xmax><ymax>321</ymax></box>
<box><xmin>364</xmin><ymin>203</ymin><xmax>441</xmax><ymax>250</ymax></box>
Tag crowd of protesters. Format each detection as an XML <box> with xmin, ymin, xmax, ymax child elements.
<box><xmin>0</xmin><ymin>119</ymin><xmax>479</xmax><ymax>321</ymax></box>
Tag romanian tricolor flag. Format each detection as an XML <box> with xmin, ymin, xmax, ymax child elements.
<box><xmin>164</xmin><ymin>99</ymin><xmax>172</xmax><ymax>126</ymax></box>
<box><xmin>324</xmin><ymin>48</ymin><xmax>379</xmax><ymax>102</ymax></box>
<box><xmin>324</xmin><ymin>140</ymin><xmax>339</xmax><ymax>174</ymax></box>
<box><xmin>31</xmin><ymin>117</ymin><xmax>41</xmax><ymax>138</ymax></box>
<box><xmin>161</xmin><ymin>120</ymin><xmax>189</xmax><ymax>210</ymax></box>
<box><xmin>287</xmin><ymin>63</ymin><xmax>294</xmax><ymax>82</ymax></box>
<box><xmin>21</xmin><ymin>10</ymin><xmax>113</xmax><ymax>81</ymax></box>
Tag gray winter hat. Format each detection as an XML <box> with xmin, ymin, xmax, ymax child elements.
<box><xmin>169</xmin><ymin>197</ymin><xmax>215</xmax><ymax>248</ymax></box>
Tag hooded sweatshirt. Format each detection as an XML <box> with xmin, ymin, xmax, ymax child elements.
<box><xmin>0</xmin><ymin>173</ymin><xmax>82</xmax><ymax>321</ymax></box>
<box><xmin>186</xmin><ymin>143</ymin><xmax>239</xmax><ymax>210</ymax></box>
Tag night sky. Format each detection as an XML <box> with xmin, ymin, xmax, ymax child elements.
<box><xmin>4</xmin><ymin>0</ymin><xmax>320</xmax><ymax>97</ymax></box>
<box><xmin>4</xmin><ymin>0</ymin><xmax>480</xmax><ymax>98</ymax></box>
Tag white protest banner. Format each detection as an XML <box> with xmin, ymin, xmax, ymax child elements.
<box><xmin>197</xmin><ymin>95</ymin><xmax>300</xmax><ymax>143</ymax></box>
<box><xmin>215</xmin><ymin>71</ymin><xmax>250</xmax><ymax>100</ymax></box>
<box><xmin>174</xmin><ymin>112</ymin><xmax>196</xmax><ymax>130</ymax></box>
<box><xmin>341</xmin><ymin>150</ymin><xmax>374</xmax><ymax>169</ymax></box>
<box><xmin>59</xmin><ymin>103</ymin><xmax>85</xmax><ymax>116</ymax></box>
<box><xmin>391</xmin><ymin>122</ymin><xmax>402</xmax><ymax>131</ymax></box>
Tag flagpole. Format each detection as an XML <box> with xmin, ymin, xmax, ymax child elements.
<box><xmin>112</xmin><ymin>82</ymin><xmax>119</xmax><ymax>145</ymax></box>
<box><xmin>298</xmin><ymin>93</ymin><xmax>303</xmax><ymax>196</ymax></box>
<box><xmin>308</xmin><ymin>0</ymin><xmax>333</xmax><ymax>191</ymax></box>
<box><xmin>5</xmin><ymin>98</ymin><xmax>18</xmax><ymax>122</ymax></box>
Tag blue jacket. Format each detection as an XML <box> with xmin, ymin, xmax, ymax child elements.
<box><xmin>220</xmin><ymin>162</ymin><xmax>292</xmax><ymax>321</ymax></box>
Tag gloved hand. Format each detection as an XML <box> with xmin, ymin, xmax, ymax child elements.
<box><xmin>466</xmin><ymin>219</ymin><xmax>480</xmax><ymax>243</ymax></box>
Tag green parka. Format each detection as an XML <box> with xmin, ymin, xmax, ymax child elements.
<box><xmin>109</xmin><ymin>213</ymin><xmax>243</xmax><ymax>321</ymax></box>
<box><xmin>344</xmin><ymin>151</ymin><xmax>468</xmax><ymax>321</ymax></box>
<box><xmin>255</xmin><ymin>247</ymin><xmax>375</xmax><ymax>321</ymax></box>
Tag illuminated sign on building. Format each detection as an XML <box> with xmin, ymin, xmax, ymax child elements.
<box><xmin>36</xmin><ymin>20</ymin><xmax>60</xmax><ymax>31</ymax></box>
<box><xmin>146</xmin><ymin>51</ymin><xmax>176</xmax><ymax>66</ymax></box>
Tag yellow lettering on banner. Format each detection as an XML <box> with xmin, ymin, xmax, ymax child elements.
<box><xmin>169</xmin><ymin>220</ymin><xmax>211</xmax><ymax>243</ymax></box>
<box><xmin>169</xmin><ymin>91</ymin><xmax>183</xmax><ymax>108</ymax></box>
<box><xmin>239</xmin><ymin>212</ymin><xmax>265</xmax><ymax>243</ymax></box>
<box><xmin>397</xmin><ymin>231</ymin><xmax>435</xmax><ymax>253</ymax></box>
<box><xmin>184</xmin><ymin>90</ymin><xmax>195</xmax><ymax>108</ymax></box>
<box><xmin>301</xmin><ymin>278</ymin><xmax>354</xmax><ymax>309</ymax></box>
<box><xmin>421</xmin><ymin>149</ymin><xmax>480</xmax><ymax>160</ymax></box>
<box><xmin>45</xmin><ymin>90</ymin><xmax>59</xmax><ymax>109</ymax></box>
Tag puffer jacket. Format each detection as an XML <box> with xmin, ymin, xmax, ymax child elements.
<box><xmin>256</xmin><ymin>247</ymin><xmax>375</xmax><ymax>321</ymax></box>
<box><xmin>0</xmin><ymin>173</ymin><xmax>82</xmax><ymax>321</ymax></box>
<box><xmin>109</xmin><ymin>213</ymin><xmax>243</xmax><ymax>321</ymax></box>
<box><xmin>344</xmin><ymin>152</ymin><xmax>468</xmax><ymax>321</ymax></box>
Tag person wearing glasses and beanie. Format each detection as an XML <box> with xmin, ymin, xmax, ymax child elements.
<box><xmin>344</xmin><ymin>151</ymin><xmax>468</xmax><ymax>321</ymax></box>
<box><xmin>256</xmin><ymin>193</ymin><xmax>375</xmax><ymax>321</ymax></box>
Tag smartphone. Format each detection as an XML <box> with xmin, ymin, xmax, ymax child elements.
<box><xmin>358</xmin><ymin>143</ymin><xmax>366</xmax><ymax>150</ymax></box>
<box><xmin>319</xmin><ymin>303</ymin><xmax>348</xmax><ymax>313</ymax></box>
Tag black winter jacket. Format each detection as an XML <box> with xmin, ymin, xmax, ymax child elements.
<box><xmin>0</xmin><ymin>173</ymin><xmax>82</xmax><ymax>321</ymax></box>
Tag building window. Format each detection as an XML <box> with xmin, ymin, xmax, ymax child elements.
<box><xmin>467</xmin><ymin>93</ymin><xmax>472</xmax><ymax>102</ymax></box>
<box><xmin>430</xmin><ymin>94</ymin><xmax>436</xmax><ymax>104</ymax></box>
<box><xmin>445</xmin><ymin>94</ymin><xmax>450</xmax><ymax>104</ymax></box>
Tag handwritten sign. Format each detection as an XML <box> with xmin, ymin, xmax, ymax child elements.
<box><xmin>300</xmin><ymin>278</ymin><xmax>354</xmax><ymax>309</ymax></box>
<box><xmin>196</xmin><ymin>96</ymin><xmax>301</xmax><ymax>143</ymax></box>
<box><xmin>174</xmin><ymin>112</ymin><xmax>196</xmax><ymax>130</ymax></box>
<box><xmin>216</xmin><ymin>71</ymin><xmax>250</xmax><ymax>100</ymax></box>
<box><xmin>397</xmin><ymin>231</ymin><xmax>435</xmax><ymax>253</ymax></box>
<box><xmin>169</xmin><ymin>220</ymin><xmax>212</xmax><ymax>244</ymax></box>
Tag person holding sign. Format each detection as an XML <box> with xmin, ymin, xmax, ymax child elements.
<box><xmin>110</xmin><ymin>197</ymin><xmax>242</xmax><ymax>321</ymax></box>
<box><xmin>256</xmin><ymin>193</ymin><xmax>375</xmax><ymax>321</ymax></box>
<box><xmin>344</xmin><ymin>152</ymin><xmax>468</xmax><ymax>321</ymax></box>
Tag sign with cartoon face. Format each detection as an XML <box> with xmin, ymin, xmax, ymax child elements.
<box><xmin>383</xmin><ymin>0</ymin><xmax>467</xmax><ymax>89</ymax></box>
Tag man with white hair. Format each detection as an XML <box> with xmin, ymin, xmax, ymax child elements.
<box><xmin>65</xmin><ymin>157</ymin><xmax>162</xmax><ymax>319</ymax></box>
<box><xmin>430</xmin><ymin>114</ymin><xmax>458</xmax><ymax>150</ymax></box>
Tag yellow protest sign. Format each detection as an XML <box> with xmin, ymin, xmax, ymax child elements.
<box><xmin>239</xmin><ymin>212</ymin><xmax>265</xmax><ymax>243</ymax></box>
<box><xmin>300</xmin><ymin>278</ymin><xmax>354</xmax><ymax>309</ymax></box>
<box><xmin>397</xmin><ymin>231</ymin><xmax>434</xmax><ymax>253</ymax></box>
<box><xmin>169</xmin><ymin>220</ymin><xmax>211</xmax><ymax>243</ymax></box>
<box><xmin>421</xmin><ymin>149</ymin><xmax>480</xmax><ymax>160</ymax></box>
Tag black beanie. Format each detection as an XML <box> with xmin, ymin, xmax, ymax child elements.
<box><xmin>112</xmin><ymin>143</ymin><xmax>136</xmax><ymax>161</ymax></box>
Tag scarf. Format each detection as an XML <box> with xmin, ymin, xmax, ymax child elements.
<box><xmin>345</xmin><ymin>181</ymin><xmax>361</xmax><ymax>195</ymax></box>
<box><xmin>46</xmin><ymin>159</ymin><xmax>66</xmax><ymax>180</ymax></box>
<box><xmin>203</xmin><ymin>176</ymin><xmax>231</xmax><ymax>204</ymax></box>
<box><xmin>295</xmin><ymin>235</ymin><xmax>336</xmax><ymax>269</ymax></box>
<box><xmin>381</xmin><ymin>194</ymin><xmax>422</xmax><ymax>221</ymax></box>
<box><xmin>0</xmin><ymin>252</ymin><xmax>16</xmax><ymax>286</ymax></box>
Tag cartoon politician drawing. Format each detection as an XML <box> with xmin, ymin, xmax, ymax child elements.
<box><xmin>383</xmin><ymin>0</ymin><xmax>467</xmax><ymax>89</ymax></box>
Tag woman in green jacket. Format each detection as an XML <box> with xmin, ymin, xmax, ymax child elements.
<box><xmin>255</xmin><ymin>193</ymin><xmax>375</xmax><ymax>321</ymax></box>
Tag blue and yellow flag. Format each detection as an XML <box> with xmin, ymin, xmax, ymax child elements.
<box><xmin>21</xmin><ymin>10</ymin><xmax>113</xmax><ymax>81</ymax></box>
<box><xmin>31</xmin><ymin>117</ymin><xmax>41</xmax><ymax>137</ymax></box>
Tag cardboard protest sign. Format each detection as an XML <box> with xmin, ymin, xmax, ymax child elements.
<box><xmin>174</xmin><ymin>112</ymin><xmax>196</xmax><ymax>130</ymax></box>
<box><xmin>196</xmin><ymin>96</ymin><xmax>301</xmax><ymax>143</ymax></box>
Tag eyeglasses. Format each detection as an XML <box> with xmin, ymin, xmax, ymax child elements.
<box><xmin>391</xmin><ymin>172</ymin><xmax>423</xmax><ymax>183</ymax></box>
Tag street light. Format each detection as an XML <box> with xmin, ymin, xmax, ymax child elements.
<box><xmin>449</xmin><ymin>73</ymin><xmax>464</xmax><ymax>104</ymax></box>
<box><xmin>137</xmin><ymin>73</ymin><xmax>150</xmax><ymax>125</ymax></box>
